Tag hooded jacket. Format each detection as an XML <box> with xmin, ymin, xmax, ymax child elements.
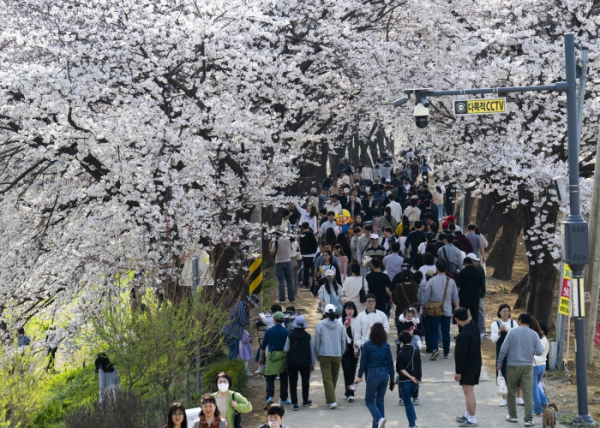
<box><xmin>314</xmin><ymin>318</ymin><xmax>346</xmax><ymax>358</ymax></box>
<box><xmin>454</xmin><ymin>320</ymin><xmax>482</xmax><ymax>374</ymax></box>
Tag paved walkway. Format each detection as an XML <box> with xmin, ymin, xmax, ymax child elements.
<box><xmin>279</xmin><ymin>290</ymin><xmax>564</xmax><ymax>428</ymax></box>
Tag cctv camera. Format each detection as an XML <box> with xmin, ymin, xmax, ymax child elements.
<box><xmin>553</xmin><ymin>176</ymin><xmax>567</xmax><ymax>202</ymax></box>
<box><xmin>392</xmin><ymin>97</ymin><xmax>409</xmax><ymax>107</ymax></box>
<box><xmin>414</xmin><ymin>103</ymin><xmax>429</xmax><ymax>128</ymax></box>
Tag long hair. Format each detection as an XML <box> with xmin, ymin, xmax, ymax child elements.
<box><xmin>325</xmin><ymin>228</ymin><xmax>337</xmax><ymax>248</ymax></box>
<box><xmin>94</xmin><ymin>353</ymin><xmax>115</xmax><ymax>373</ymax></box>
<box><xmin>529</xmin><ymin>317</ymin><xmax>543</xmax><ymax>339</ymax></box>
<box><xmin>334</xmin><ymin>244</ymin><xmax>346</xmax><ymax>257</ymax></box>
<box><xmin>324</xmin><ymin>274</ymin><xmax>341</xmax><ymax>296</ymax></box>
<box><xmin>309</xmin><ymin>205</ymin><xmax>318</xmax><ymax>218</ymax></box>
<box><xmin>369</xmin><ymin>322</ymin><xmax>387</xmax><ymax>347</ymax></box>
<box><xmin>337</xmin><ymin>232</ymin><xmax>350</xmax><ymax>252</ymax></box>
<box><xmin>199</xmin><ymin>394</ymin><xmax>220</xmax><ymax>418</ymax></box>
<box><xmin>166</xmin><ymin>403</ymin><xmax>188</xmax><ymax>428</ymax></box>
<box><xmin>384</xmin><ymin>206</ymin><xmax>392</xmax><ymax>223</ymax></box>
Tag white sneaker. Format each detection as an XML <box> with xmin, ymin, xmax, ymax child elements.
<box><xmin>329</xmin><ymin>402</ymin><xmax>337</xmax><ymax>409</ymax></box>
<box><xmin>517</xmin><ymin>397</ymin><xmax>525</xmax><ymax>406</ymax></box>
<box><xmin>377</xmin><ymin>418</ymin><xmax>386</xmax><ymax>428</ymax></box>
<box><xmin>499</xmin><ymin>399</ymin><xmax>507</xmax><ymax>407</ymax></box>
<box><xmin>255</xmin><ymin>365</ymin><xmax>265</xmax><ymax>375</ymax></box>
<box><xmin>347</xmin><ymin>396</ymin><xmax>355</xmax><ymax>402</ymax></box>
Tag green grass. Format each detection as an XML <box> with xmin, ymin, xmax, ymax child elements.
<box><xmin>559</xmin><ymin>411</ymin><xmax>576</xmax><ymax>426</ymax></box>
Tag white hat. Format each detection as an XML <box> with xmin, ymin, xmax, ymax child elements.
<box><xmin>370</xmin><ymin>233</ymin><xmax>379</xmax><ymax>239</ymax></box>
<box><xmin>325</xmin><ymin>304</ymin><xmax>336</xmax><ymax>314</ymax></box>
<box><xmin>466</xmin><ymin>252</ymin><xmax>480</xmax><ymax>261</ymax></box>
<box><xmin>325</xmin><ymin>269</ymin><xmax>335</xmax><ymax>277</ymax></box>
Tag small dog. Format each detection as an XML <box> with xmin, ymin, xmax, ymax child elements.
<box><xmin>542</xmin><ymin>403</ymin><xmax>558</xmax><ymax>428</ymax></box>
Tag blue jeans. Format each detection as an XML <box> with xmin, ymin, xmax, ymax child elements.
<box><xmin>365</xmin><ymin>368</ymin><xmax>389</xmax><ymax>428</ymax></box>
<box><xmin>228</xmin><ymin>336</ymin><xmax>240</xmax><ymax>360</ymax></box>
<box><xmin>400</xmin><ymin>381</ymin><xmax>419</xmax><ymax>427</ymax></box>
<box><xmin>275</xmin><ymin>262</ymin><xmax>295</xmax><ymax>302</ymax></box>
<box><xmin>427</xmin><ymin>315</ymin><xmax>451</xmax><ymax>355</ymax></box>
<box><xmin>437</xmin><ymin>203</ymin><xmax>444</xmax><ymax>221</ymax></box>
<box><xmin>533</xmin><ymin>365</ymin><xmax>548</xmax><ymax>414</ymax></box>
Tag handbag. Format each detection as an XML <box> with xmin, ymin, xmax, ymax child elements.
<box><xmin>330</xmin><ymin>291</ymin><xmax>344</xmax><ymax>316</ymax></box>
<box><xmin>359</xmin><ymin>276</ymin><xmax>367</xmax><ymax>303</ymax></box>
<box><xmin>233</xmin><ymin>393</ymin><xmax>242</xmax><ymax>428</ymax></box>
<box><xmin>424</xmin><ymin>277</ymin><xmax>449</xmax><ymax>317</ymax></box>
<box><xmin>496</xmin><ymin>374</ymin><xmax>508</xmax><ymax>396</ymax></box>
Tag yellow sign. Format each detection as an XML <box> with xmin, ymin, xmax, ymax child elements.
<box><xmin>454</xmin><ymin>98</ymin><xmax>506</xmax><ymax>115</ymax></box>
<box><xmin>248</xmin><ymin>255</ymin><xmax>263</xmax><ymax>294</ymax></box>
<box><xmin>558</xmin><ymin>264</ymin><xmax>571</xmax><ymax>316</ymax></box>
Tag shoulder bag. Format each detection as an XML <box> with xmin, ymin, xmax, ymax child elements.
<box><xmin>233</xmin><ymin>392</ymin><xmax>243</xmax><ymax>428</ymax></box>
<box><xmin>424</xmin><ymin>277</ymin><xmax>449</xmax><ymax>317</ymax></box>
<box><xmin>359</xmin><ymin>276</ymin><xmax>367</xmax><ymax>303</ymax></box>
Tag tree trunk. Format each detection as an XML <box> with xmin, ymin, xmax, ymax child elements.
<box><xmin>487</xmin><ymin>207</ymin><xmax>523</xmax><ymax>279</ymax></box>
<box><xmin>463</xmin><ymin>191</ymin><xmax>475</xmax><ymax>226</ymax></box>
<box><xmin>286</xmin><ymin>141</ymin><xmax>329</xmax><ymax>196</ymax></box>
<box><xmin>476</xmin><ymin>194</ymin><xmax>506</xmax><ymax>251</ymax></box>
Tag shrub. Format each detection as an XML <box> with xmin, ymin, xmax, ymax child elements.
<box><xmin>202</xmin><ymin>359</ymin><xmax>247</xmax><ymax>394</ymax></box>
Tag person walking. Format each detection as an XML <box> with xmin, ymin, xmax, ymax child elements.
<box><xmin>396</xmin><ymin>331</ymin><xmax>422</xmax><ymax>428</ymax></box>
<box><xmin>365</xmin><ymin>258</ymin><xmax>392</xmax><ymax>316</ymax></box>
<box><xmin>284</xmin><ymin>315</ymin><xmax>315</xmax><ymax>411</ymax></box>
<box><xmin>212</xmin><ymin>372</ymin><xmax>252</xmax><ymax>428</ymax></box>
<box><xmin>343</xmin><ymin>263</ymin><xmax>367</xmax><ymax>313</ymax></box>
<box><xmin>456</xmin><ymin>256</ymin><xmax>484</xmax><ymax>332</ymax></box>
<box><xmin>467</xmin><ymin>253</ymin><xmax>487</xmax><ymax>339</ymax></box>
<box><xmin>491</xmin><ymin>304</ymin><xmax>522</xmax><ymax>407</ymax></box>
<box><xmin>353</xmin><ymin>294</ymin><xmax>390</xmax><ymax>351</ymax></box>
<box><xmin>529</xmin><ymin>318</ymin><xmax>549</xmax><ymax>416</ymax></box>
<box><xmin>383</xmin><ymin>242</ymin><xmax>404</xmax><ymax>282</ymax></box>
<box><xmin>355</xmin><ymin>322</ymin><xmax>395</xmax><ymax>428</ymax></box>
<box><xmin>299</xmin><ymin>223</ymin><xmax>318</xmax><ymax>290</ymax></box>
<box><xmin>454</xmin><ymin>307</ymin><xmax>482</xmax><ymax>427</ymax></box>
<box><xmin>221</xmin><ymin>297</ymin><xmax>251</xmax><ymax>360</ymax></box>
<box><xmin>391</xmin><ymin>269</ymin><xmax>419</xmax><ymax>315</ymax></box>
<box><xmin>341</xmin><ymin>301</ymin><xmax>360</xmax><ymax>402</ymax></box>
<box><xmin>317</xmin><ymin>269</ymin><xmax>344</xmax><ymax>314</ymax></box>
<box><xmin>423</xmin><ymin>259</ymin><xmax>459</xmax><ymax>360</ymax></box>
<box><xmin>314</xmin><ymin>304</ymin><xmax>346</xmax><ymax>409</ymax></box>
<box><xmin>497</xmin><ymin>313</ymin><xmax>544</xmax><ymax>426</ymax></box>
<box><xmin>270</xmin><ymin>232</ymin><xmax>296</xmax><ymax>303</ymax></box>
<box><xmin>260</xmin><ymin>312</ymin><xmax>291</xmax><ymax>409</ymax></box>
<box><xmin>193</xmin><ymin>394</ymin><xmax>227</xmax><ymax>428</ymax></box>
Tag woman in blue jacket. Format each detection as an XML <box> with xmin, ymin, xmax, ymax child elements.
<box><xmin>355</xmin><ymin>322</ymin><xmax>395</xmax><ymax>428</ymax></box>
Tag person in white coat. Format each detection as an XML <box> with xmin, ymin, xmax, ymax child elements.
<box><xmin>352</xmin><ymin>294</ymin><xmax>390</xmax><ymax>351</ymax></box>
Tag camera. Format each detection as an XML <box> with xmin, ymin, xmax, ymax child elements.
<box><xmin>552</xmin><ymin>176</ymin><xmax>567</xmax><ymax>202</ymax></box>
<box><xmin>414</xmin><ymin>102</ymin><xmax>429</xmax><ymax>128</ymax></box>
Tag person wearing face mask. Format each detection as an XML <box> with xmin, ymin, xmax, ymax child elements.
<box><xmin>164</xmin><ymin>402</ymin><xmax>188</xmax><ymax>428</ymax></box>
<box><xmin>314</xmin><ymin>304</ymin><xmax>346</xmax><ymax>409</ymax></box>
<box><xmin>257</xmin><ymin>404</ymin><xmax>289</xmax><ymax>428</ymax></box>
<box><xmin>212</xmin><ymin>372</ymin><xmax>252</xmax><ymax>428</ymax></box>
<box><xmin>193</xmin><ymin>395</ymin><xmax>227</xmax><ymax>428</ymax></box>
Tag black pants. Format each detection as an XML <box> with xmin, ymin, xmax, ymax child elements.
<box><xmin>302</xmin><ymin>257</ymin><xmax>314</xmax><ymax>289</ymax></box>
<box><xmin>458</xmin><ymin>300</ymin><xmax>480</xmax><ymax>332</ymax></box>
<box><xmin>266</xmin><ymin>371</ymin><xmax>289</xmax><ymax>400</ymax></box>
<box><xmin>288</xmin><ymin>365</ymin><xmax>310</xmax><ymax>404</ymax></box>
<box><xmin>341</xmin><ymin>349</ymin><xmax>359</xmax><ymax>397</ymax></box>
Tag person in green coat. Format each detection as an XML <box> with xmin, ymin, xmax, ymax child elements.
<box><xmin>212</xmin><ymin>371</ymin><xmax>252</xmax><ymax>428</ymax></box>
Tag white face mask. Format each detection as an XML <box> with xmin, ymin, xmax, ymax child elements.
<box><xmin>218</xmin><ymin>383</ymin><xmax>229</xmax><ymax>393</ymax></box>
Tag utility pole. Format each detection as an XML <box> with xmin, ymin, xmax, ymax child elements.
<box><xmin>585</xmin><ymin>125</ymin><xmax>600</xmax><ymax>365</ymax></box>
<box><xmin>392</xmin><ymin>33</ymin><xmax>593</xmax><ymax>427</ymax></box>
<box><xmin>192</xmin><ymin>255</ymin><xmax>201</xmax><ymax>394</ymax></box>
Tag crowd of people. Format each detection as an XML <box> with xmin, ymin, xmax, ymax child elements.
<box><xmin>209</xmin><ymin>150</ymin><xmax>553</xmax><ymax>428</ymax></box>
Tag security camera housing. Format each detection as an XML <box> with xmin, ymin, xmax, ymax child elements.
<box><xmin>553</xmin><ymin>176</ymin><xmax>567</xmax><ymax>202</ymax></box>
<box><xmin>414</xmin><ymin>103</ymin><xmax>429</xmax><ymax>128</ymax></box>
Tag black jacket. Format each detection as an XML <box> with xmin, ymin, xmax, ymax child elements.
<box><xmin>404</xmin><ymin>230</ymin><xmax>426</xmax><ymax>258</ymax></box>
<box><xmin>299</xmin><ymin>231</ymin><xmax>318</xmax><ymax>256</ymax></box>
<box><xmin>396</xmin><ymin>344</ymin><xmax>422</xmax><ymax>381</ymax></box>
<box><xmin>287</xmin><ymin>328</ymin><xmax>313</xmax><ymax>368</ymax></box>
<box><xmin>454</xmin><ymin>321</ymin><xmax>482</xmax><ymax>374</ymax></box>
<box><xmin>456</xmin><ymin>265</ymin><xmax>484</xmax><ymax>302</ymax></box>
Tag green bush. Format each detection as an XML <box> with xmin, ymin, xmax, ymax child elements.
<box><xmin>202</xmin><ymin>359</ymin><xmax>247</xmax><ymax>394</ymax></box>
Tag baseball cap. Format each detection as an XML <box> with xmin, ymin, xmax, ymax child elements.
<box><xmin>293</xmin><ymin>315</ymin><xmax>307</xmax><ymax>328</ymax></box>
<box><xmin>466</xmin><ymin>252</ymin><xmax>480</xmax><ymax>261</ymax></box>
<box><xmin>324</xmin><ymin>304</ymin><xmax>336</xmax><ymax>314</ymax></box>
<box><xmin>445</xmin><ymin>215</ymin><xmax>456</xmax><ymax>222</ymax></box>
<box><xmin>442</xmin><ymin>221</ymin><xmax>449</xmax><ymax>228</ymax></box>
<box><xmin>325</xmin><ymin>269</ymin><xmax>335</xmax><ymax>277</ymax></box>
<box><xmin>425</xmin><ymin>268</ymin><xmax>436</xmax><ymax>277</ymax></box>
<box><xmin>273</xmin><ymin>311</ymin><xmax>285</xmax><ymax>321</ymax></box>
<box><xmin>370</xmin><ymin>233</ymin><xmax>379</xmax><ymax>239</ymax></box>
<box><xmin>386</xmin><ymin>179</ymin><xmax>391</xmax><ymax>183</ymax></box>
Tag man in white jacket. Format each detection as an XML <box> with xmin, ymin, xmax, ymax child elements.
<box><xmin>353</xmin><ymin>294</ymin><xmax>390</xmax><ymax>351</ymax></box>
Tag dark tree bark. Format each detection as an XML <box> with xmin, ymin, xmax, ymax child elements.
<box><xmin>286</xmin><ymin>141</ymin><xmax>329</xmax><ymax>196</ymax></box>
<box><xmin>476</xmin><ymin>195</ymin><xmax>506</xmax><ymax>251</ymax></box>
<box><xmin>487</xmin><ymin>208</ymin><xmax>523</xmax><ymax>279</ymax></box>
<box><xmin>463</xmin><ymin>191</ymin><xmax>475</xmax><ymax>225</ymax></box>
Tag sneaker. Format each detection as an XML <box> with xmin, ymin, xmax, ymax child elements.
<box><xmin>517</xmin><ymin>397</ymin><xmax>525</xmax><ymax>406</ymax></box>
<box><xmin>399</xmin><ymin>398</ymin><xmax>405</xmax><ymax>406</ymax></box>
<box><xmin>377</xmin><ymin>418</ymin><xmax>386</xmax><ymax>428</ymax></box>
<box><xmin>499</xmin><ymin>399</ymin><xmax>507</xmax><ymax>407</ymax></box>
<box><xmin>276</xmin><ymin>374</ymin><xmax>280</xmax><ymax>380</ymax></box>
<box><xmin>264</xmin><ymin>397</ymin><xmax>273</xmax><ymax>410</ymax></box>
<box><xmin>459</xmin><ymin>422</ymin><xmax>477</xmax><ymax>427</ymax></box>
<box><xmin>456</xmin><ymin>415</ymin><xmax>468</xmax><ymax>423</ymax></box>
<box><xmin>347</xmin><ymin>396</ymin><xmax>355</xmax><ymax>402</ymax></box>
<box><xmin>277</xmin><ymin>300</ymin><xmax>286</xmax><ymax>304</ymax></box>
<box><xmin>505</xmin><ymin>415</ymin><xmax>518</xmax><ymax>423</ymax></box>
<box><xmin>480</xmin><ymin>333</ymin><xmax>488</xmax><ymax>339</ymax></box>
<box><xmin>430</xmin><ymin>350</ymin><xmax>439</xmax><ymax>361</ymax></box>
<box><xmin>280</xmin><ymin>399</ymin><xmax>292</xmax><ymax>406</ymax></box>
<box><xmin>533</xmin><ymin>413</ymin><xmax>543</xmax><ymax>416</ymax></box>
<box><xmin>245</xmin><ymin>370</ymin><xmax>253</xmax><ymax>376</ymax></box>
<box><xmin>413</xmin><ymin>398</ymin><xmax>420</xmax><ymax>405</ymax></box>
<box><xmin>444</xmin><ymin>354</ymin><xmax>450</xmax><ymax>359</ymax></box>
<box><xmin>302</xmin><ymin>400</ymin><xmax>312</xmax><ymax>407</ymax></box>
<box><xmin>255</xmin><ymin>365</ymin><xmax>265</xmax><ymax>375</ymax></box>
<box><xmin>524</xmin><ymin>420</ymin><xmax>535</xmax><ymax>427</ymax></box>
<box><xmin>329</xmin><ymin>402</ymin><xmax>337</xmax><ymax>409</ymax></box>
<box><xmin>293</xmin><ymin>404</ymin><xmax>299</xmax><ymax>411</ymax></box>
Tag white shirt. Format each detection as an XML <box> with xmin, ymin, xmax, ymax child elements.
<box><xmin>325</xmin><ymin>201</ymin><xmax>342</xmax><ymax>214</ymax></box>
<box><xmin>419</xmin><ymin>264</ymin><xmax>436</xmax><ymax>276</ymax></box>
<box><xmin>353</xmin><ymin>309</ymin><xmax>390</xmax><ymax>348</ymax></box>
<box><xmin>490</xmin><ymin>319</ymin><xmax>517</xmax><ymax>343</ymax></box>
<box><xmin>362</xmin><ymin>167</ymin><xmax>373</xmax><ymax>180</ymax></box>
<box><xmin>294</xmin><ymin>202</ymin><xmax>318</xmax><ymax>232</ymax></box>
<box><xmin>340</xmin><ymin>175</ymin><xmax>350</xmax><ymax>186</ymax></box>
<box><xmin>388</xmin><ymin>200</ymin><xmax>402</xmax><ymax>223</ymax></box>
<box><xmin>534</xmin><ymin>336</ymin><xmax>549</xmax><ymax>366</ymax></box>
<box><xmin>343</xmin><ymin>276</ymin><xmax>367</xmax><ymax>312</ymax></box>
